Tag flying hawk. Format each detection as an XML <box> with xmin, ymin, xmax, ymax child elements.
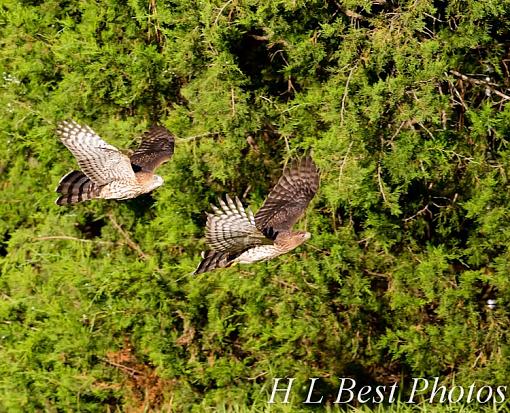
<box><xmin>194</xmin><ymin>156</ymin><xmax>319</xmax><ymax>274</ymax></box>
<box><xmin>55</xmin><ymin>120</ymin><xmax>174</xmax><ymax>205</ymax></box>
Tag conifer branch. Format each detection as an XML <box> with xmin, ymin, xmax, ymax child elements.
<box><xmin>213</xmin><ymin>0</ymin><xmax>233</xmax><ymax>26</ymax></box>
<box><xmin>338</xmin><ymin>140</ymin><xmax>354</xmax><ymax>187</ymax></box>
<box><xmin>340</xmin><ymin>67</ymin><xmax>355</xmax><ymax>126</ymax></box>
<box><xmin>450</xmin><ymin>70</ymin><xmax>510</xmax><ymax>101</ymax></box>
<box><xmin>99</xmin><ymin>356</ymin><xmax>143</xmax><ymax>377</ymax></box>
<box><xmin>388</xmin><ymin>121</ymin><xmax>406</xmax><ymax>144</ymax></box>
<box><xmin>377</xmin><ymin>163</ymin><xmax>388</xmax><ymax>203</ymax></box>
<box><xmin>231</xmin><ymin>87</ymin><xmax>236</xmax><ymax>116</ymax></box>
<box><xmin>417</xmin><ymin>122</ymin><xmax>435</xmax><ymax>139</ymax></box>
<box><xmin>32</xmin><ymin>236</ymin><xmax>112</xmax><ymax>244</ymax></box>
<box><xmin>107</xmin><ymin>213</ymin><xmax>149</xmax><ymax>260</ymax></box>
<box><xmin>177</xmin><ymin>132</ymin><xmax>220</xmax><ymax>143</ymax></box>
<box><xmin>449</xmin><ymin>81</ymin><xmax>468</xmax><ymax>110</ymax></box>
<box><xmin>403</xmin><ymin>204</ymin><xmax>431</xmax><ymax>222</ymax></box>
<box><xmin>247</xmin><ymin>371</ymin><xmax>268</xmax><ymax>381</ymax></box>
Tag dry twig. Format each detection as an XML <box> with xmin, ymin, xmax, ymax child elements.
<box><xmin>176</xmin><ymin>131</ymin><xmax>220</xmax><ymax>143</ymax></box>
<box><xmin>450</xmin><ymin>70</ymin><xmax>510</xmax><ymax>101</ymax></box>
<box><xmin>340</xmin><ymin>67</ymin><xmax>355</xmax><ymax>126</ymax></box>
<box><xmin>32</xmin><ymin>236</ymin><xmax>112</xmax><ymax>245</ymax></box>
<box><xmin>338</xmin><ymin>140</ymin><xmax>354</xmax><ymax>188</ymax></box>
<box><xmin>377</xmin><ymin>163</ymin><xmax>388</xmax><ymax>203</ymax></box>
<box><xmin>107</xmin><ymin>213</ymin><xmax>148</xmax><ymax>260</ymax></box>
<box><xmin>99</xmin><ymin>356</ymin><xmax>143</xmax><ymax>378</ymax></box>
<box><xmin>403</xmin><ymin>204</ymin><xmax>431</xmax><ymax>222</ymax></box>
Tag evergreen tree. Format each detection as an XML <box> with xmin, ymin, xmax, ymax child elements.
<box><xmin>1</xmin><ymin>0</ymin><xmax>510</xmax><ymax>410</ymax></box>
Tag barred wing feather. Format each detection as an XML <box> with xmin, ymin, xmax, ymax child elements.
<box><xmin>206</xmin><ymin>195</ymin><xmax>269</xmax><ymax>253</ymax></box>
<box><xmin>130</xmin><ymin>125</ymin><xmax>175</xmax><ymax>172</ymax></box>
<box><xmin>255</xmin><ymin>156</ymin><xmax>319</xmax><ymax>233</ymax></box>
<box><xmin>57</xmin><ymin>120</ymin><xmax>135</xmax><ymax>185</ymax></box>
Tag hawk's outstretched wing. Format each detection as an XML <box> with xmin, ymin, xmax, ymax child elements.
<box><xmin>57</xmin><ymin>120</ymin><xmax>135</xmax><ymax>185</ymax></box>
<box><xmin>255</xmin><ymin>156</ymin><xmax>319</xmax><ymax>233</ymax></box>
<box><xmin>130</xmin><ymin>126</ymin><xmax>175</xmax><ymax>172</ymax></box>
<box><xmin>206</xmin><ymin>195</ymin><xmax>269</xmax><ymax>253</ymax></box>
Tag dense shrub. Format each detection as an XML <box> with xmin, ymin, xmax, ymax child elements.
<box><xmin>1</xmin><ymin>0</ymin><xmax>510</xmax><ymax>411</ymax></box>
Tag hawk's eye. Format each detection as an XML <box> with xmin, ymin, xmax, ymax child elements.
<box><xmin>131</xmin><ymin>163</ymin><xmax>143</xmax><ymax>172</ymax></box>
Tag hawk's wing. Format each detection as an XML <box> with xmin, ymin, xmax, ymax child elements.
<box><xmin>206</xmin><ymin>195</ymin><xmax>270</xmax><ymax>253</ymax></box>
<box><xmin>57</xmin><ymin>120</ymin><xmax>135</xmax><ymax>185</ymax></box>
<box><xmin>130</xmin><ymin>126</ymin><xmax>175</xmax><ymax>172</ymax></box>
<box><xmin>255</xmin><ymin>156</ymin><xmax>319</xmax><ymax>233</ymax></box>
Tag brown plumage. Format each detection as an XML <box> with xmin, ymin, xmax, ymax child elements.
<box><xmin>130</xmin><ymin>126</ymin><xmax>175</xmax><ymax>172</ymax></box>
<box><xmin>55</xmin><ymin>171</ymin><xmax>101</xmax><ymax>206</ymax></box>
<box><xmin>55</xmin><ymin>120</ymin><xmax>174</xmax><ymax>205</ymax></box>
<box><xmin>194</xmin><ymin>156</ymin><xmax>319</xmax><ymax>274</ymax></box>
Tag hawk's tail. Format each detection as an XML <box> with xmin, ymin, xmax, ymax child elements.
<box><xmin>193</xmin><ymin>250</ymin><xmax>239</xmax><ymax>275</ymax></box>
<box><xmin>55</xmin><ymin>171</ymin><xmax>101</xmax><ymax>205</ymax></box>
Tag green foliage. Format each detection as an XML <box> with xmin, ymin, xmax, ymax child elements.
<box><xmin>1</xmin><ymin>0</ymin><xmax>510</xmax><ymax>411</ymax></box>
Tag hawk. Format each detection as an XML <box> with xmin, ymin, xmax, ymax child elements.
<box><xmin>194</xmin><ymin>156</ymin><xmax>319</xmax><ymax>274</ymax></box>
<box><xmin>55</xmin><ymin>120</ymin><xmax>174</xmax><ymax>205</ymax></box>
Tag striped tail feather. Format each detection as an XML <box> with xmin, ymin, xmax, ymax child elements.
<box><xmin>193</xmin><ymin>250</ymin><xmax>240</xmax><ymax>275</ymax></box>
<box><xmin>55</xmin><ymin>170</ymin><xmax>101</xmax><ymax>205</ymax></box>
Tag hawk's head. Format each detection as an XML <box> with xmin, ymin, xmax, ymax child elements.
<box><xmin>276</xmin><ymin>230</ymin><xmax>311</xmax><ymax>251</ymax></box>
<box><xmin>148</xmin><ymin>174</ymin><xmax>164</xmax><ymax>192</ymax></box>
<box><xmin>293</xmin><ymin>230</ymin><xmax>311</xmax><ymax>245</ymax></box>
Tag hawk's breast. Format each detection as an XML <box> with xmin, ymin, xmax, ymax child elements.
<box><xmin>235</xmin><ymin>245</ymin><xmax>287</xmax><ymax>264</ymax></box>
